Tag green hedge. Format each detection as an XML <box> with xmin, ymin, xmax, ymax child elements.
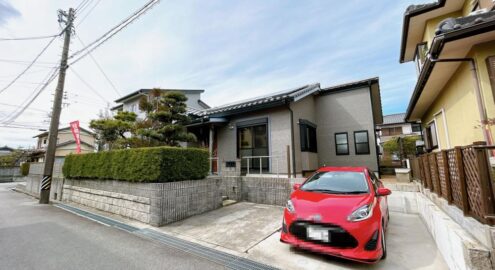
<box><xmin>20</xmin><ymin>162</ymin><xmax>30</xmax><ymax>176</ymax></box>
<box><xmin>62</xmin><ymin>147</ymin><xmax>209</xmax><ymax>182</ymax></box>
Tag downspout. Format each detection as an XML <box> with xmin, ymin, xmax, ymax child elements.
<box><xmin>429</xmin><ymin>56</ymin><xmax>494</xmax><ymax>147</ymax></box>
<box><xmin>287</xmin><ymin>102</ymin><xmax>296</xmax><ymax>178</ymax></box>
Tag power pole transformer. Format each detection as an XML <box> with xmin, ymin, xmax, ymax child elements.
<box><xmin>39</xmin><ymin>8</ymin><xmax>75</xmax><ymax>204</ymax></box>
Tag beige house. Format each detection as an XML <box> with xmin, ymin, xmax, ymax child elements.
<box><xmin>31</xmin><ymin>127</ymin><xmax>96</xmax><ymax>162</ymax></box>
<box><xmin>400</xmin><ymin>0</ymin><xmax>495</xmax><ymax>151</ymax></box>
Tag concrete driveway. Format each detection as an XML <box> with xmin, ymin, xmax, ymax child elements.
<box><xmin>158</xmin><ymin>202</ymin><xmax>448</xmax><ymax>270</ymax></box>
<box><xmin>157</xmin><ymin>202</ymin><xmax>284</xmax><ymax>253</ymax></box>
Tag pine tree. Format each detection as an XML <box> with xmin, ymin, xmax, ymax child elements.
<box><xmin>137</xmin><ymin>89</ymin><xmax>196</xmax><ymax>146</ymax></box>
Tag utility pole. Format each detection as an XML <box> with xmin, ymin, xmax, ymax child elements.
<box><xmin>39</xmin><ymin>8</ymin><xmax>74</xmax><ymax>204</ymax></box>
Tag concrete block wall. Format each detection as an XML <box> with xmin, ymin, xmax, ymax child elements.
<box><xmin>213</xmin><ymin>176</ymin><xmax>296</xmax><ymax>207</ymax></box>
<box><xmin>241</xmin><ymin>177</ymin><xmax>292</xmax><ymax>206</ymax></box>
<box><xmin>22</xmin><ymin>175</ymin><xmax>64</xmax><ymax>200</ymax></box>
<box><xmin>63</xmin><ymin>185</ymin><xmax>151</xmax><ymax>223</ymax></box>
<box><xmin>0</xmin><ymin>167</ymin><xmax>21</xmax><ymax>182</ymax></box>
<box><xmin>62</xmin><ymin>178</ymin><xmax>223</xmax><ymax>227</ymax></box>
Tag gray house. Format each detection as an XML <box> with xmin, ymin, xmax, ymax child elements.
<box><xmin>187</xmin><ymin>77</ymin><xmax>383</xmax><ymax>177</ymax></box>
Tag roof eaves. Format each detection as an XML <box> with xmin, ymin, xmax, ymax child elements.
<box><xmin>400</xmin><ymin>0</ymin><xmax>446</xmax><ymax>63</ymax></box>
<box><xmin>405</xmin><ymin>14</ymin><xmax>495</xmax><ymax>120</ymax></box>
<box><xmin>321</xmin><ymin>77</ymin><xmax>379</xmax><ymax>92</ymax></box>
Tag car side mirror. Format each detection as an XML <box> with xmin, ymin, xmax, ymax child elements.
<box><xmin>376</xmin><ymin>188</ymin><xmax>391</xmax><ymax>196</ymax></box>
<box><xmin>293</xmin><ymin>183</ymin><xmax>301</xmax><ymax>190</ymax></box>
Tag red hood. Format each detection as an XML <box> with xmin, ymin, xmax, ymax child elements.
<box><xmin>290</xmin><ymin>190</ymin><xmax>373</xmax><ymax>224</ymax></box>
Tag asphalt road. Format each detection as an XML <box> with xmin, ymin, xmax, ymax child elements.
<box><xmin>0</xmin><ymin>182</ymin><xmax>224</xmax><ymax>270</ymax></box>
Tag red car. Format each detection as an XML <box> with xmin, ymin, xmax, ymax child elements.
<box><xmin>280</xmin><ymin>167</ymin><xmax>391</xmax><ymax>263</ymax></box>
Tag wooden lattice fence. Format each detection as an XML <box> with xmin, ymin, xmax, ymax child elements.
<box><xmin>411</xmin><ymin>143</ymin><xmax>495</xmax><ymax>225</ymax></box>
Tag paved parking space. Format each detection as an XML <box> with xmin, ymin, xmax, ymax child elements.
<box><xmin>157</xmin><ymin>201</ymin><xmax>448</xmax><ymax>269</ymax></box>
<box><xmin>247</xmin><ymin>212</ymin><xmax>448</xmax><ymax>270</ymax></box>
<box><xmin>157</xmin><ymin>202</ymin><xmax>284</xmax><ymax>253</ymax></box>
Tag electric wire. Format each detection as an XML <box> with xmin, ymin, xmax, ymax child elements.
<box><xmin>0</xmin><ymin>34</ymin><xmax>58</xmax><ymax>41</ymax></box>
<box><xmin>0</xmin><ymin>35</ymin><xmax>58</xmax><ymax>95</ymax></box>
<box><xmin>69</xmin><ymin>67</ymin><xmax>111</xmax><ymax>104</ymax></box>
<box><xmin>68</xmin><ymin>0</ymin><xmax>160</xmax><ymax>65</ymax></box>
<box><xmin>76</xmin><ymin>0</ymin><xmax>101</xmax><ymax>26</ymax></box>
<box><xmin>75</xmin><ymin>34</ymin><xmax>121</xmax><ymax>96</ymax></box>
<box><xmin>0</xmin><ymin>67</ymin><xmax>59</xmax><ymax>124</ymax></box>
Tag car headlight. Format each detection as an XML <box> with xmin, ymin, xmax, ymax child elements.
<box><xmin>286</xmin><ymin>199</ymin><xmax>295</xmax><ymax>213</ymax></box>
<box><xmin>347</xmin><ymin>203</ymin><xmax>374</xmax><ymax>222</ymax></box>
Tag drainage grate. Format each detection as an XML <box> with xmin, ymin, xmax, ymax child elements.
<box><xmin>136</xmin><ymin>229</ymin><xmax>278</xmax><ymax>270</ymax></box>
<box><xmin>55</xmin><ymin>204</ymin><xmax>139</xmax><ymax>233</ymax></box>
<box><xmin>56</xmin><ymin>203</ymin><xmax>278</xmax><ymax>270</ymax></box>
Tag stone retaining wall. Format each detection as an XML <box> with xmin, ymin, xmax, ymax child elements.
<box><xmin>63</xmin><ymin>178</ymin><xmax>223</xmax><ymax>226</ymax></box>
<box><xmin>63</xmin><ymin>185</ymin><xmax>151</xmax><ymax>223</ymax></box>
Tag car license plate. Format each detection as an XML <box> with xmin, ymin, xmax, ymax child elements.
<box><xmin>306</xmin><ymin>226</ymin><xmax>330</xmax><ymax>242</ymax></box>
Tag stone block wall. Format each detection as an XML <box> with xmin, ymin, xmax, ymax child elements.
<box><xmin>63</xmin><ymin>184</ymin><xmax>151</xmax><ymax>223</ymax></box>
<box><xmin>212</xmin><ymin>176</ymin><xmax>297</xmax><ymax>207</ymax></box>
<box><xmin>241</xmin><ymin>177</ymin><xmax>292</xmax><ymax>206</ymax></box>
<box><xmin>62</xmin><ymin>178</ymin><xmax>223</xmax><ymax>226</ymax></box>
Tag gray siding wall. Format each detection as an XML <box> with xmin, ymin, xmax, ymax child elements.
<box><xmin>215</xmin><ymin>107</ymin><xmax>292</xmax><ymax>175</ymax></box>
<box><xmin>314</xmin><ymin>87</ymin><xmax>379</xmax><ymax>171</ymax></box>
<box><xmin>290</xmin><ymin>95</ymin><xmax>318</xmax><ymax>174</ymax></box>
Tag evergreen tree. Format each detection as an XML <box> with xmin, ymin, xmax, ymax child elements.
<box><xmin>137</xmin><ymin>89</ymin><xmax>196</xmax><ymax>146</ymax></box>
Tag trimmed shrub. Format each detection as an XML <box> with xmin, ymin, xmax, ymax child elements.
<box><xmin>62</xmin><ymin>147</ymin><xmax>209</xmax><ymax>182</ymax></box>
<box><xmin>20</xmin><ymin>162</ymin><xmax>30</xmax><ymax>176</ymax></box>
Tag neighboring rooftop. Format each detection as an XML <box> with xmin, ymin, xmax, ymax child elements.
<box><xmin>114</xmin><ymin>89</ymin><xmax>205</xmax><ymax>103</ymax></box>
<box><xmin>33</xmin><ymin>126</ymin><xmax>95</xmax><ymax>138</ymax></box>
<box><xmin>381</xmin><ymin>113</ymin><xmax>407</xmax><ymax>125</ymax></box>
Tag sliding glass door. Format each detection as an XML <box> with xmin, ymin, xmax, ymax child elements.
<box><xmin>238</xmin><ymin>123</ymin><xmax>269</xmax><ymax>172</ymax></box>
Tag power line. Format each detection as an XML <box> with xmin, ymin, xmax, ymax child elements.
<box><xmin>76</xmin><ymin>0</ymin><xmax>101</xmax><ymax>26</ymax></box>
<box><xmin>76</xmin><ymin>0</ymin><xmax>92</xmax><ymax>12</ymax></box>
<box><xmin>0</xmin><ymin>58</ymin><xmax>58</xmax><ymax>65</ymax></box>
<box><xmin>0</xmin><ymin>35</ymin><xmax>58</xmax><ymax>95</ymax></box>
<box><xmin>69</xmin><ymin>0</ymin><xmax>160</xmax><ymax>65</ymax></box>
<box><xmin>0</xmin><ymin>34</ymin><xmax>59</xmax><ymax>41</ymax></box>
<box><xmin>69</xmin><ymin>67</ymin><xmax>111</xmax><ymax>104</ymax></box>
<box><xmin>0</xmin><ymin>102</ymin><xmax>49</xmax><ymax>113</ymax></box>
<box><xmin>0</xmin><ymin>67</ymin><xmax>59</xmax><ymax>124</ymax></box>
<box><xmin>75</xmin><ymin>34</ymin><xmax>121</xmax><ymax>96</ymax></box>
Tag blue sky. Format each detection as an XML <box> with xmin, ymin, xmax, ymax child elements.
<box><xmin>0</xmin><ymin>0</ymin><xmax>425</xmax><ymax>147</ymax></box>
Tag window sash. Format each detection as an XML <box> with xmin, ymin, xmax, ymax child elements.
<box><xmin>335</xmin><ymin>132</ymin><xmax>349</xmax><ymax>155</ymax></box>
<box><xmin>300</xmin><ymin>123</ymin><xmax>317</xmax><ymax>153</ymax></box>
<box><xmin>354</xmin><ymin>131</ymin><xmax>370</xmax><ymax>155</ymax></box>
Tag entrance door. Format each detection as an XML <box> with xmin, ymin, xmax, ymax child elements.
<box><xmin>238</xmin><ymin>123</ymin><xmax>269</xmax><ymax>173</ymax></box>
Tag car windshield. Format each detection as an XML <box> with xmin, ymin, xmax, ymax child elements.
<box><xmin>300</xmin><ymin>171</ymin><xmax>369</xmax><ymax>194</ymax></box>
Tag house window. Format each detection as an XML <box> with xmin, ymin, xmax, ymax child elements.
<box><xmin>335</xmin><ymin>132</ymin><xmax>349</xmax><ymax>155</ymax></box>
<box><xmin>486</xmin><ymin>56</ymin><xmax>495</xmax><ymax>104</ymax></box>
<box><xmin>415</xmin><ymin>42</ymin><xmax>428</xmax><ymax>73</ymax></box>
<box><xmin>412</xmin><ymin>123</ymin><xmax>422</xmax><ymax>132</ymax></box>
<box><xmin>423</xmin><ymin>122</ymin><xmax>438</xmax><ymax>150</ymax></box>
<box><xmin>354</xmin><ymin>131</ymin><xmax>370</xmax><ymax>155</ymax></box>
<box><xmin>299</xmin><ymin>120</ymin><xmax>317</xmax><ymax>153</ymax></box>
<box><xmin>381</xmin><ymin>127</ymin><xmax>402</xmax><ymax>136</ymax></box>
<box><xmin>237</xmin><ymin>118</ymin><xmax>269</xmax><ymax>171</ymax></box>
